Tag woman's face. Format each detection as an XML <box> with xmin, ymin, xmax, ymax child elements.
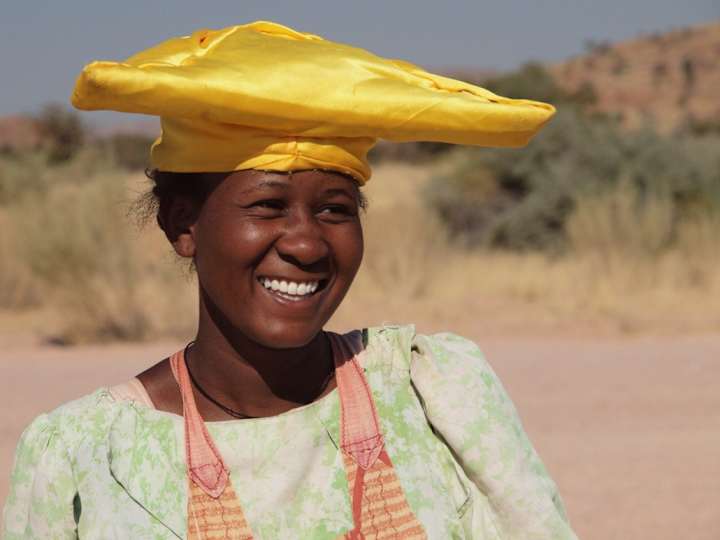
<box><xmin>185</xmin><ymin>169</ymin><xmax>364</xmax><ymax>349</ymax></box>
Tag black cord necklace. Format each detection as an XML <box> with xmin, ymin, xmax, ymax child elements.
<box><xmin>183</xmin><ymin>341</ymin><xmax>336</xmax><ymax>420</ymax></box>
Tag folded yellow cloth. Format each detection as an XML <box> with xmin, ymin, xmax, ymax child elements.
<box><xmin>72</xmin><ymin>21</ymin><xmax>555</xmax><ymax>184</ymax></box>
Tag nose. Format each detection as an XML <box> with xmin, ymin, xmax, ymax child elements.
<box><xmin>274</xmin><ymin>209</ymin><xmax>330</xmax><ymax>269</ymax></box>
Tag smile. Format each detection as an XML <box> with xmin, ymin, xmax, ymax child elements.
<box><xmin>258</xmin><ymin>277</ymin><xmax>323</xmax><ymax>302</ymax></box>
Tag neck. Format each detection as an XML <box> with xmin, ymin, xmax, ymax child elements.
<box><xmin>187</xmin><ymin>294</ymin><xmax>335</xmax><ymax>420</ymax></box>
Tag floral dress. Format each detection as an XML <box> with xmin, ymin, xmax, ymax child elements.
<box><xmin>2</xmin><ymin>326</ymin><xmax>577</xmax><ymax>539</ymax></box>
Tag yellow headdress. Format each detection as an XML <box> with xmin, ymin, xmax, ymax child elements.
<box><xmin>72</xmin><ymin>21</ymin><xmax>555</xmax><ymax>184</ymax></box>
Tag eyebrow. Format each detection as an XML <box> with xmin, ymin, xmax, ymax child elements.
<box><xmin>321</xmin><ymin>188</ymin><xmax>356</xmax><ymax>199</ymax></box>
<box><xmin>238</xmin><ymin>180</ymin><xmax>290</xmax><ymax>196</ymax></box>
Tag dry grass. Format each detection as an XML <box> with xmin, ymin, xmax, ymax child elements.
<box><xmin>1</xmin><ymin>172</ymin><xmax>196</xmax><ymax>343</ymax></box>
<box><xmin>332</xmin><ymin>163</ymin><xmax>720</xmax><ymax>336</ymax></box>
<box><xmin>1</xmin><ymin>162</ymin><xmax>718</xmax><ymax>343</ymax></box>
<box><xmin>0</xmin><ymin>210</ymin><xmax>40</xmax><ymax>309</ymax></box>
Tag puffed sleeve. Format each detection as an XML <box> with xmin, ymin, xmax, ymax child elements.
<box><xmin>411</xmin><ymin>333</ymin><xmax>577</xmax><ymax>540</ymax></box>
<box><xmin>2</xmin><ymin>414</ymin><xmax>78</xmax><ymax>539</ymax></box>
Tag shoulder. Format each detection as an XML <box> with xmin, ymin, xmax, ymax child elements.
<box><xmin>410</xmin><ymin>331</ymin><xmax>504</xmax><ymax>400</ymax></box>
<box><xmin>17</xmin><ymin>387</ymin><xmax>134</xmax><ymax>456</ymax></box>
<box><xmin>363</xmin><ymin>324</ymin><xmax>492</xmax><ymax>376</ymax></box>
<box><xmin>363</xmin><ymin>324</ymin><xmax>519</xmax><ymax>442</ymax></box>
<box><xmin>362</xmin><ymin>324</ymin><xmax>506</xmax><ymax>406</ymax></box>
<box><xmin>370</xmin><ymin>329</ymin><xmax>576</xmax><ymax>537</ymax></box>
<box><xmin>3</xmin><ymin>389</ymin><xmax>126</xmax><ymax>537</ymax></box>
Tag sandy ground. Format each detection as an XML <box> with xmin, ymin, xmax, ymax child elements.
<box><xmin>1</xmin><ymin>333</ymin><xmax>719</xmax><ymax>539</ymax></box>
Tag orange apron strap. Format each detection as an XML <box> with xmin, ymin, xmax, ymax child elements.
<box><xmin>170</xmin><ymin>350</ymin><xmax>255</xmax><ymax>539</ymax></box>
<box><xmin>328</xmin><ymin>332</ymin><xmax>428</xmax><ymax>540</ymax></box>
<box><xmin>170</xmin><ymin>351</ymin><xmax>229</xmax><ymax>498</ymax></box>
<box><xmin>186</xmin><ymin>479</ymin><xmax>254</xmax><ymax>540</ymax></box>
<box><xmin>328</xmin><ymin>331</ymin><xmax>385</xmax><ymax>471</ymax></box>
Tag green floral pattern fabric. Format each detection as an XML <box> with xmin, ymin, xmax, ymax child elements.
<box><xmin>2</xmin><ymin>326</ymin><xmax>576</xmax><ymax>539</ymax></box>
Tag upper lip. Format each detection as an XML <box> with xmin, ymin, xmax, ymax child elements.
<box><xmin>257</xmin><ymin>275</ymin><xmax>328</xmax><ymax>283</ymax></box>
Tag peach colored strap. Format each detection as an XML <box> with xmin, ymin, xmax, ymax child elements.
<box><xmin>187</xmin><ymin>478</ymin><xmax>254</xmax><ymax>540</ymax></box>
<box><xmin>342</xmin><ymin>450</ymin><xmax>427</xmax><ymax>539</ymax></box>
<box><xmin>170</xmin><ymin>350</ymin><xmax>229</xmax><ymax>499</ymax></box>
<box><xmin>327</xmin><ymin>330</ymin><xmax>385</xmax><ymax>471</ymax></box>
<box><xmin>329</xmin><ymin>332</ymin><xmax>427</xmax><ymax>539</ymax></box>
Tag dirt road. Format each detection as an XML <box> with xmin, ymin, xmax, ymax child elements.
<box><xmin>2</xmin><ymin>333</ymin><xmax>718</xmax><ymax>539</ymax></box>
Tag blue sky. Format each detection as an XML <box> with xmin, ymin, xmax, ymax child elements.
<box><xmin>2</xmin><ymin>0</ymin><xmax>717</xmax><ymax>123</ymax></box>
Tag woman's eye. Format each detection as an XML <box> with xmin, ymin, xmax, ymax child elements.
<box><xmin>250</xmin><ymin>199</ymin><xmax>284</xmax><ymax>211</ymax></box>
<box><xmin>318</xmin><ymin>205</ymin><xmax>356</xmax><ymax>218</ymax></box>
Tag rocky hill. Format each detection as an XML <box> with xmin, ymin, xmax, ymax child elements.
<box><xmin>548</xmin><ymin>20</ymin><xmax>720</xmax><ymax>132</ymax></box>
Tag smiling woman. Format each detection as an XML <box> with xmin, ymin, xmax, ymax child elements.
<box><xmin>2</xmin><ymin>21</ymin><xmax>576</xmax><ymax>540</ymax></box>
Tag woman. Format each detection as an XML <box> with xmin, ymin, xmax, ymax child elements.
<box><xmin>3</xmin><ymin>21</ymin><xmax>576</xmax><ymax>539</ymax></box>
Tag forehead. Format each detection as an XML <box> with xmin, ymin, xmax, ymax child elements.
<box><xmin>221</xmin><ymin>169</ymin><xmax>359</xmax><ymax>196</ymax></box>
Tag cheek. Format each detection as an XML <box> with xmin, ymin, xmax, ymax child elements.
<box><xmin>335</xmin><ymin>223</ymin><xmax>364</xmax><ymax>281</ymax></box>
<box><xmin>194</xmin><ymin>215</ymin><xmax>274</xmax><ymax>282</ymax></box>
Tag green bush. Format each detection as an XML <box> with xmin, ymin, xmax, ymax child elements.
<box><xmin>424</xmin><ymin>108</ymin><xmax>720</xmax><ymax>252</ymax></box>
<box><xmin>36</xmin><ymin>104</ymin><xmax>86</xmax><ymax>164</ymax></box>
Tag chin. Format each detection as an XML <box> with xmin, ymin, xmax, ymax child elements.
<box><xmin>200</xmin><ymin>283</ymin><xmax>345</xmax><ymax>351</ymax></box>
<box><xmin>247</xmin><ymin>319</ymin><xmax>326</xmax><ymax>350</ymax></box>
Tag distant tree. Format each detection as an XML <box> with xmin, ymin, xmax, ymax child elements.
<box><xmin>36</xmin><ymin>104</ymin><xmax>85</xmax><ymax>163</ymax></box>
<box><xmin>678</xmin><ymin>56</ymin><xmax>696</xmax><ymax>105</ymax></box>
<box><xmin>568</xmin><ymin>81</ymin><xmax>598</xmax><ymax>107</ymax></box>
<box><xmin>611</xmin><ymin>55</ymin><xmax>628</xmax><ymax>76</ymax></box>
<box><xmin>653</xmin><ymin>62</ymin><xmax>668</xmax><ymax>83</ymax></box>
<box><xmin>583</xmin><ymin>39</ymin><xmax>611</xmax><ymax>55</ymax></box>
<box><xmin>681</xmin><ymin>56</ymin><xmax>696</xmax><ymax>89</ymax></box>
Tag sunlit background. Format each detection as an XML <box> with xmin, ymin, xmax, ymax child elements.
<box><xmin>2</xmin><ymin>2</ymin><xmax>719</xmax><ymax>539</ymax></box>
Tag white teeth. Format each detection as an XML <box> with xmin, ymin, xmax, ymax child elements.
<box><xmin>260</xmin><ymin>278</ymin><xmax>320</xmax><ymax>297</ymax></box>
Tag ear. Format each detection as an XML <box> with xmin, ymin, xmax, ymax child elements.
<box><xmin>157</xmin><ymin>196</ymin><xmax>199</xmax><ymax>259</ymax></box>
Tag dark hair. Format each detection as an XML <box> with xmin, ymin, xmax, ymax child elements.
<box><xmin>133</xmin><ymin>169</ymin><xmax>228</xmax><ymax>228</ymax></box>
<box><xmin>135</xmin><ymin>168</ymin><xmax>367</xmax><ymax>229</ymax></box>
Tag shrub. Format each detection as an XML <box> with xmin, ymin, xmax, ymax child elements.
<box><xmin>35</xmin><ymin>104</ymin><xmax>85</xmax><ymax>164</ymax></box>
<box><xmin>424</xmin><ymin>108</ymin><xmax>720</xmax><ymax>252</ymax></box>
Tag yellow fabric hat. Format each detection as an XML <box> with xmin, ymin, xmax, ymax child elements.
<box><xmin>72</xmin><ymin>21</ymin><xmax>555</xmax><ymax>184</ymax></box>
